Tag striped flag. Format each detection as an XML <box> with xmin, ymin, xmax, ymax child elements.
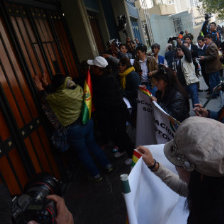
<box><xmin>139</xmin><ymin>86</ymin><xmax>152</xmax><ymax>97</ymax></box>
<box><xmin>82</xmin><ymin>70</ymin><xmax>93</xmax><ymax>125</ymax></box>
<box><xmin>132</xmin><ymin>149</ymin><xmax>142</xmax><ymax>167</ymax></box>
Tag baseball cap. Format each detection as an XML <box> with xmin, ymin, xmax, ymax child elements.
<box><xmin>164</xmin><ymin>117</ymin><xmax>224</xmax><ymax>177</ymax></box>
<box><xmin>87</xmin><ymin>56</ymin><xmax>108</xmax><ymax>68</ymax></box>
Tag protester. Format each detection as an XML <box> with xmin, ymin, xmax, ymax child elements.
<box><xmin>133</xmin><ymin>44</ymin><xmax>158</xmax><ymax>95</ymax></box>
<box><xmin>175</xmin><ymin>41</ymin><xmax>199</xmax><ymax>107</ymax></box>
<box><xmin>197</xmin><ymin>36</ymin><xmax>209</xmax><ymax>91</ymax></box>
<box><xmin>118</xmin><ymin>44</ymin><xmax>132</xmax><ymax>59</ymax></box>
<box><xmin>151</xmin><ymin>43</ymin><xmax>168</xmax><ymax>67</ymax></box>
<box><xmin>103</xmin><ymin>43</ymin><xmax>132</xmax><ymax>66</ymax></box>
<box><xmin>106</xmin><ymin>39</ymin><xmax>119</xmax><ymax>57</ymax></box>
<box><xmin>118</xmin><ymin>57</ymin><xmax>140</xmax><ymax>113</ymax></box>
<box><xmin>88</xmin><ymin>56</ymin><xmax>134</xmax><ymax>164</ymax></box>
<box><xmin>194</xmin><ymin>103</ymin><xmax>224</xmax><ymax>123</ymax></box>
<box><xmin>183</xmin><ymin>35</ymin><xmax>198</xmax><ymax>59</ymax></box>
<box><xmin>199</xmin><ymin>34</ymin><xmax>222</xmax><ymax>98</ymax></box>
<box><xmin>151</xmin><ymin>66</ymin><xmax>189</xmax><ymax>122</ymax></box>
<box><xmin>126</xmin><ymin>37</ymin><xmax>136</xmax><ymax>58</ymax></box>
<box><xmin>138</xmin><ymin>116</ymin><xmax>224</xmax><ymax>224</ymax></box>
<box><xmin>202</xmin><ymin>17</ymin><xmax>221</xmax><ymax>47</ymax></box>
<box><xmin>34</xmin><ymin>73</ymin><xmax>112</xmax><ymax>181</ymax></box>
<box><xmin>134</xmin><ymin>38</ymin><xmax>141</xmax><ymax>48</ymax></box>
<box><xmin>178</xmin><ymin>31</ymin><xmax>184</xmax><ymax>40</ymax></box>
<box><xmin>165</xmin><ymin>44</ymin><xmax>176</xmax><ymax>69</ymax></box>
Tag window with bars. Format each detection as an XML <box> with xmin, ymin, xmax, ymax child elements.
<box><xmin>173</xmin><ymin>17</ymin><xmax>183</xmax><ymax>34</ymax></box>
<box><xmin>126</xmin><ymin>0</ymin><xmax>136</xmax><ymax>6</ymax></box>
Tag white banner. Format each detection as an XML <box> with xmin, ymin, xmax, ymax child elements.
<box><xmin>136</xmin><ymin>88</ymin><xmax>179</xmax><ymax>146</ymax></box>
<box><xmin>123</xmin><ymin>145</ymin><xmax>188</xmax><ymax>224</ymax></box>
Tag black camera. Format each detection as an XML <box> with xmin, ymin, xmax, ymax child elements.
<box><xmin>12</xmin><ymin>173</ymin><xmax>61</xmax><ymax>224</ymax></box>
<box><xmin>168</xmin><ymin>37</ymin><xmax>177</xmax><ymax>43</ymax></box>
<box><xmin>205</xmin><ymin>13</ymin><xmax>211</xmax><ymax>21</ymax></box>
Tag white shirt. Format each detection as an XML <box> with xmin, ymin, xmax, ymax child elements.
<box><xmin>139</xmin><ymin>58</ymin><xmax>148</xmax><ymax>82</ymax></box>
<box><xmin>198</xmin><ymin>44</ymin><xmax>205</xmax><ymax>50</ymax></box>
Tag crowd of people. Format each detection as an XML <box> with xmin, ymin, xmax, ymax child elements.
<box><xmin>33</xmin><ymin>18</ymin><xmax>224</xmax><ymax>182</ymax></box>
<box><xmin>29</xmin><ymin>16</ymin><xmax>224</xmax><ymax>224</ymax></box>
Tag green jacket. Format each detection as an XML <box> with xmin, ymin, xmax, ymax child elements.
<box><xmin>46</xmin><ymin>77</ymin><xmax>83</xmax><ymax>127</ymax></box>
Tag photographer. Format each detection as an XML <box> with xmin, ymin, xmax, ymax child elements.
<box><xmin>0</xmin><ymin>183</ymin><xmax>74</xmax><ymax>224</ymax></box>
<box><xmin>28</xmin><ymin>195</ymin><xmax>74</xmax><ymax>224</ymax></box>
<box><xmin>202</xmin><ymin>14</ymin><xmax>220</xmax><ymax>47</ymax></box>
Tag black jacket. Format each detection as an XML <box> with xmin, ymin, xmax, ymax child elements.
<box><xmin>165</xmin><ymin>50</ymin><xmax>176</xmax><ymax>69</ymax></box>
<box><xmin>190</xmin><ymin>44</ymin><xmax>198</xmax><ymax>59</ymax></box>
<box><xmin>156</xmin><ymin>88</ymin><xmax>189</xmax><ymax>122</ymax></box>
<box><xmin>92</xmin><ymin>72</ymin><xmax>125</xmax><ymax>110</ymax></box>
<box><xmin>121</xmin><ymin>70</ymin><xmax>140</xmax><ymax>109</ymax></box>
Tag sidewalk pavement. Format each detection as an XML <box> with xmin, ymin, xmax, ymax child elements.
<box><xmin>190</xmin><ymin>75</ymin><xmax>221</xmax><ymax>115</ymax></box>
<box><xmin>63</xmin><ymin>148</ymin><xmax>130</xmax><ymax>224</ymax></box>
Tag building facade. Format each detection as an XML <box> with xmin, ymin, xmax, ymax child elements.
<box><xmin>60</xmin><ymin>0</ymin><xmax>146</xmax><ymax>62</ymax></box>
<box><xmin>136</xmin><ymin>0</ymin><xmax>205</xmax><ymax>54</ymax></box>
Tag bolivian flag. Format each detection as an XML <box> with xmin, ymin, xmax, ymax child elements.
<box><xmin>82</xmin><ymin>70</ymin><xmax>93</xmax><ymax>125</ymax></box>
<box><xmin>139</xmin><ymin>85</ymin><xmax>152</xmax><ymax>97</ymax></box>
<box><xmin>132</xmin><ymin>149</ymin><xmax>142</xmax><ymax>167</ymax></box>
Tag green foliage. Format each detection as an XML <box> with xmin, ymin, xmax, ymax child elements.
<box><xmin>199</xmin><ymin>0</ymin><xmax>224</xmax><ymax>19</ymax></box>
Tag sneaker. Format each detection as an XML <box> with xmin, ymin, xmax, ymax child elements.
<box><xmin>114</xmin><ymin>151</ymin><xmax>126</xmax><ymax>158</ymax></box>
<box><xmin>124</xmin><ymin>158</ymin><xmax>133</xmax><ymax>166</ymax></box>
<box><xmin>94</xmin><ymin>174</ymin><xmax>103</xmax><ymax>182</ymax></box>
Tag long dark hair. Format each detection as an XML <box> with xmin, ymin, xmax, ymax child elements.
<box><xmin>187</xmin><ymin>171</ymin><xmax>224</xmax><ymax>224</ymax></box>
<box><xmin>152</xmin><ymin>65</ymin><xmax>188</xmax><ymax>99</ymax></box>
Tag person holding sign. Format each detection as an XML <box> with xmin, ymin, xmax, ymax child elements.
<box><xmin>151</xmin><ymin>66</ymin><xmax>189</xmax><ymax>122</ymax></box>
<box><xmin>138</xmin><ymin>117</ymin><xmax>224</xmax><ymax>224</ymax></box>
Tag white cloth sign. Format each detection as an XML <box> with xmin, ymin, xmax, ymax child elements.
<box><xmin>123</xmin><ymin>144</ymin><xmax>189</xmax><ymax>224</ymax></box>
<box><xmin>136</xmin><ymin>88</ymin><xmax>179</xmax><ymax>146</ymax></box>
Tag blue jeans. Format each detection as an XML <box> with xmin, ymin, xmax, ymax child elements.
<box><xmin>209</xmin><ymin>71</ymin><xmax>221</xmax><ymax>95</ymax></box>
<box><xmin>187</xmin><ymin>83</ymin><xmax>199</xmax><ymax>107</ymax></box>
<box><xmin>67</xmin><ymin>119</ymin><xmax>110</xmax><ymax>177</ymax></box>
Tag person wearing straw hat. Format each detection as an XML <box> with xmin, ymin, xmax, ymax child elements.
<box><xmin>138</xmin><ymin>117</ymin><xmax>224</xmax><ymax>224</ymax></box>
